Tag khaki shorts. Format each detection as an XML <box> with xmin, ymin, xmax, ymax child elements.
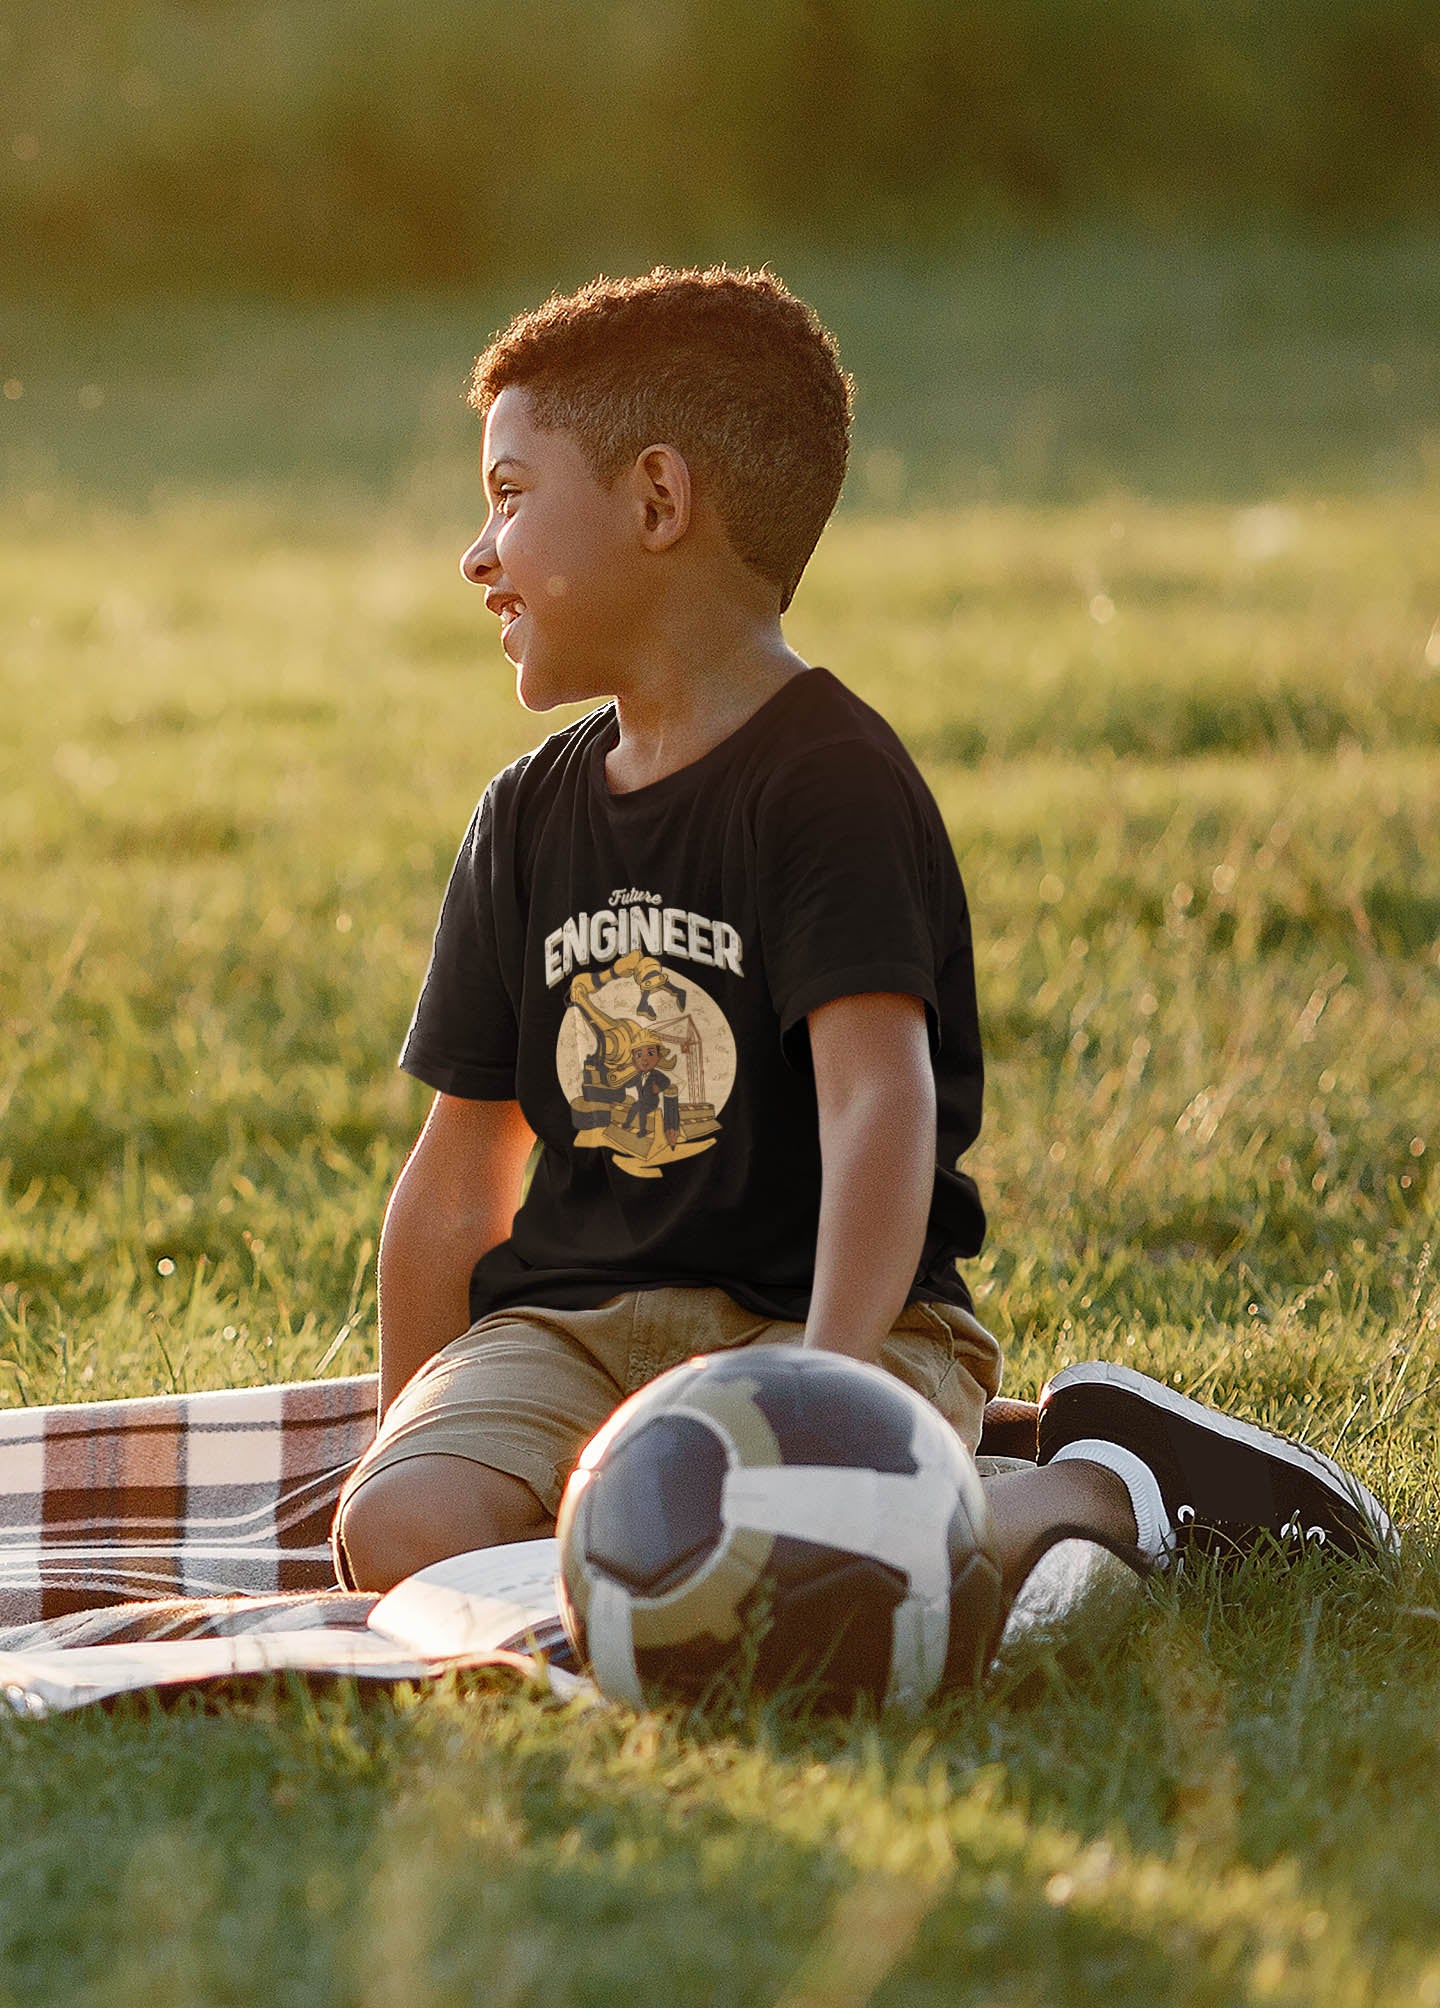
<box><xmin>333</xmin><ymin>1287</ymin><xmax>1003</xmax><ymax>1576</ymax></box>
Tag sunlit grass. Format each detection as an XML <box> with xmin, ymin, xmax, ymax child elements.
<box><xmin>1</xmin><ymin>472</ymin><xmax>1439</xmax><ymax>2003</ymax></box>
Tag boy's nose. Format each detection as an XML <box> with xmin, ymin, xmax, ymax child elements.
<box><xmin>459</xmin><ymin>532</ymin><xmax>496</xmax><ymax>585</ymax></box>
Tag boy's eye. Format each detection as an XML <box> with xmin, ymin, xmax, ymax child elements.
<box><xmin>495</xmin><ymin>486</ymin><xmax>519</xmax><ymax>515</ymax></box>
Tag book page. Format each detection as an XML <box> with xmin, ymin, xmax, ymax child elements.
<box><xmin>368</xmin><ymin>1538</ymin><xmax>563</xmax><ymax>1658</ymax></box>
<box><xmin>0</xmin><ymin>1541</ymin><xmax>582</xmax><ymax>1717</ymax></box>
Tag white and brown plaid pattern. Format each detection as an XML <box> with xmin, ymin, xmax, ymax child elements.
<box><xmin>0</xmin><ymin>1375</ymin><xmax>378</xmax><ymax>1626</ymax></box>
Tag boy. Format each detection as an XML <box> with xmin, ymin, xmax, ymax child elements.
<box><xmin>333</xmin><ymin>267</ymin><xmax>1394</xmax><ymax>1608</ymax></box>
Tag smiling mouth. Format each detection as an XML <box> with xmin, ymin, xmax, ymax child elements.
<box><xmin>494</xmin><ymin>600</ymin><xmax>526</xmax><ymax>658</ymax></box>
<box><xmin>486</xmin><ymin>592</ymin><xmax>525</xmax><ymax>633</ymax></box>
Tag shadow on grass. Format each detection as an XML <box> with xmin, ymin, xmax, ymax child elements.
<box><xmin>0</xmin><ymin>1549</ymin><xmax>1429</xmax><ymax>2005</ymax></box>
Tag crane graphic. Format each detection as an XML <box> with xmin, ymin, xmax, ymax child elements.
<box><xmin>563</xmin><ymin>954</ymin><xmax>722</xmax><ymax>1178</ymax></box>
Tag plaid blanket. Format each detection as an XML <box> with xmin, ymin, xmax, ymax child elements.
<box><xmin>0</xmin><ymin>1589</ymin><xmax>383</xmax><ymax>1654</ymax></box>
<box><xmin>0</xmin><ymin>1374</ymin><xmax>377</xmax><ymax>1629</ymax></box>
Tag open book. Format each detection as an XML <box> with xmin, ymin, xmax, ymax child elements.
<box><xmin>0</xmin><ymin>1540</ymin><xmax>588</xmax><ymax>1718</ymax></box>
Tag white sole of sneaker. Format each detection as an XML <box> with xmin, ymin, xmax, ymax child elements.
<box><xmin>1043</xmin><ymin>1361</ymin><xmax>1400</xmax><ymax>1557</ymax></box>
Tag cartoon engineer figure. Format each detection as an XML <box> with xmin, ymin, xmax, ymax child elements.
<box><xmin>621</xmin><ymin>1039</ymin><xmax>681</xmax><ymax>1148</ymax></box>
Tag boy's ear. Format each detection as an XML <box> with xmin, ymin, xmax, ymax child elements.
<box><xmin>631</xmin><ymin>444</ymin><xmax>691</xmax><ymax>554</ymax></box>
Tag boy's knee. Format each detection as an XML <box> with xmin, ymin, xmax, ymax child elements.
<box><xmin>334</xmin><ymin>1453</ymin><xmax>548</xmax><ymax>1592</ymax></box>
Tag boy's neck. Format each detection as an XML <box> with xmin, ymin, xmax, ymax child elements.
<box><xmin>604</xmin><ymin>627</ymin><xmax>811</xmax><ymax>795</ymax></box>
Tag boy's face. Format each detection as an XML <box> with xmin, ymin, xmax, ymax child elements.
<box><xmin>460</xmin><ymin>387</ymin><xmax>647</xmax><ymax>712</ymax></box>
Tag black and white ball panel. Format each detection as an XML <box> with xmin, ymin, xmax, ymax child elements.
<box><xmin>689</xmin><ymin>1346</ymin><xmax>923</xmax><ymax>1473</ymax></box>
<box><xmin>583</xmin><ymin>1414</ymin><xmax>728</xmax><ymax>1597</ymax></box>
<box><xmin>640</xmin><ymin>1542</ymin><xmax>909</xmax><ymax>1708</ymax></box>
<box><xmin>946</xmin><ymin>1548</ymin><xmax>1007</xmax><ymax>1689</ymax></box>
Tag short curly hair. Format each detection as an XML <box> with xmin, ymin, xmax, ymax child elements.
<box><xmin>468</xmin><ymin>266</ymin><xmax>853</xmax><ymax>612</ymax></box>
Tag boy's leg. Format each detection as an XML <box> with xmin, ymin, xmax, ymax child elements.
<box><xmin>339</xmin><ymin>1297</ymin><xmax>1395</xmax><ymax>1598</ymax></box>
<box><xmin>977</xmin><ymin>1396</ymin><xmax>1041</xmax><ymax>1461</ymax></box>
<box><xmin>982</xmin><ymin>1460</ymin><xmax>1140</xmax><ymax>1598</ymax></box>
<box><xmin>334</xmin><ymin>1303</ymin><xmax>635</xmax><ymax>1592</ymax></box>
<box><xmin>335</xmin><ymin>1288</ymin><xmax>797</xmax><ymax>1590</ymax></box>
<box><xmin>981</xmin><ymin>1361</ymin><xmax>1398</xmax><ymax>1592</ymax></box>
<box><xmin>337</xmin><ymin>1290</ymin><xmax>1004</xmax><ymax>1593</ymax></box>
<box><xmin>337</xmin><ymin>1456</ymin><xmax>550</xmax><ymax>1592</ymax></box>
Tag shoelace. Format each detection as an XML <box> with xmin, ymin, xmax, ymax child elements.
<box><xmin>1174</xmin><ymin>1501</ymin><xmax>1329</xmax><ymax>1544</ymax></box>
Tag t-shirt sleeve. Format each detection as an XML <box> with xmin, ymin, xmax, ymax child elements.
<box><xmin>399</xmin><ymin>789</ymin><xmax>520</xmax><ymax>1099</ymax></box>
<box><xmin>753</xmin><ymin>740</ymin><xmax>942</xmax><ymax>1066</ymax></box>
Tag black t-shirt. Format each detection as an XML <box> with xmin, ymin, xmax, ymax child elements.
<box><xmin>401</xmin><ymin>667</ymin><xmax>987</xmax><ymax>1325</ymax></box>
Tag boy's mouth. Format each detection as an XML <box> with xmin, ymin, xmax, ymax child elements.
<box><xmin>485</xmin><ymin>592</ymin><xmax>526</xmax><ymax>650</ymax></box>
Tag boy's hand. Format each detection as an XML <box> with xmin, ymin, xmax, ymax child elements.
<box><xmin>377</xmin><ymin>1092</ymin><xmax>535</xmax><ymax>1416</ymax></box>
<box><xmin>804</xmin><ymin>990</ymin><xmax>935</xmax><ymax>1366</ymax></box>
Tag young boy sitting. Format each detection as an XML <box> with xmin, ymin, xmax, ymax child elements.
<box><xmin>333</xmin><ymin>267</ymin><xmax>1394</xmax><ymax>1611</ymax></box>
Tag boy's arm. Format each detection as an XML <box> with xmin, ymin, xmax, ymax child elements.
<box><xmin>376</xmin><ymin>1090</ymin><xmax>535</xmax><ymax>1417</ymax></box>
<box><xmin>804</xmin><ymin>990</ymin><xmax>936</xmax><ymax>1363</ymax></box>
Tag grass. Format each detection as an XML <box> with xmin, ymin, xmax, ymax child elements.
<box><xmin>4</xmin><ymin>231</ymin><xmax>1440</xmax><ymax>512</ymax></box>
<box><xmin>1</xmin><ymin>263</ymin><xmax>1439</xmax><ymax>2003</ymax></box>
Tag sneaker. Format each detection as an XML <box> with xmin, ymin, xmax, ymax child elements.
<box><xmin>1037</xmin><ymin>1361</ymin><xmax>1399</xmax><ymax>1564</ymax></box>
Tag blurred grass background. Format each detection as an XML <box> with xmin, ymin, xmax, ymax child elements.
<box><xmin>4</xmin><ymin>1</ymin><xmax>1439</xmax><ymax>519</ymax></box>
<box><xmin>4</xmin><ymin>0</ymin><xmax>1440</xmax><ymax>289</ymax></box>
<box><xmin>4</xmin><ymin>233</ymin><xmax>1440</xmax><ymax>522</ymax></box>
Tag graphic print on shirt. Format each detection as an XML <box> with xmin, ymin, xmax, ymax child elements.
<box><xmin>554</xmin><ymin>947</ymin><xmax>738</xmax><ymax>1181</ymax></box>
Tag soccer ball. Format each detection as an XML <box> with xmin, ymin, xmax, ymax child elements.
<box><xmin>556</xmin><ymin>1344</ymin><xmax>1004</xmax><ymax>1712</ymax></box>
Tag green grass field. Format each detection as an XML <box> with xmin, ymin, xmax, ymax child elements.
<box><xmin>2</xmin><ymin>260</ymin><xmax>1439</xmax><ymax>2003</ymax></box>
